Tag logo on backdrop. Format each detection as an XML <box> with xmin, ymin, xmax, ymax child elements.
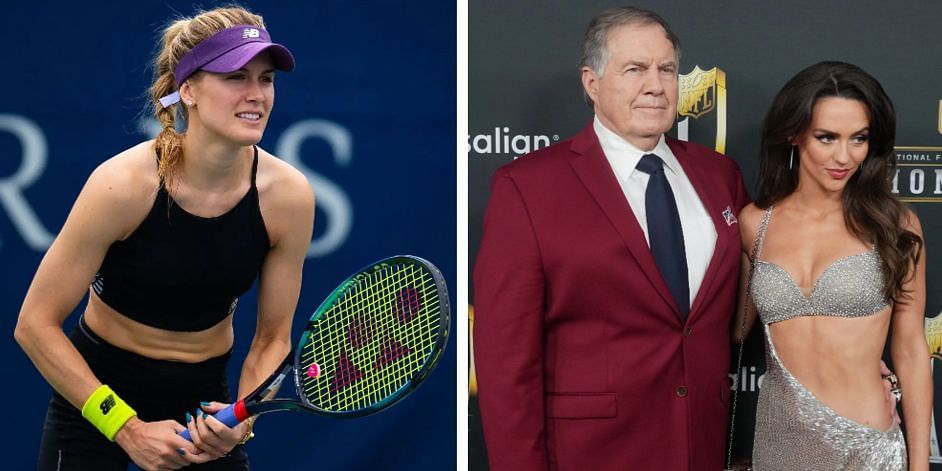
<box><xmin>467</xmin><ymin>127</ymin><xmax>560</xmax><ymax>159</ymax></box>
<box><xmin>729</xmin><ymin>364</ymin><xmax>764</xmax><ymax>393</ymax></box>
<box><xmin>893</xmin><ymin>102</ymin><xmax>942</xmax><ymax>203</ymax></box>
<box><xmin>0</xmin><ymin>114</ymin><xmax>352</xmax><ymax>257</ymax></box>
<box><xmin>925</xmin><ymin>313</ymin><xmax>942</xmax><ymax>461</ymax></box>
<box><xmin>0</xmin><ymin>114</ymin><xmax>52</xmax><ymax>251</ymax></box>
<box><xmin>675</xmin><ymin>66</ymin><xmax>727</xmax><ymax>154</ymax></box>
<box><xmin>893</xmin><ymin>147</ymin><xmax>942</xmax><ymax>203</ymax></box>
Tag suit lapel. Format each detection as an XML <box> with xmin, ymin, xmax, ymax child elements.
<box><xmin>667</xmin><ymin>138</ymin><xmax>733</xmax><ymax>320</ymax></box>
<box><xmin>568</xmin><ymin>124</ymin><xmax>682</xmax><ymax>320</ymax></box>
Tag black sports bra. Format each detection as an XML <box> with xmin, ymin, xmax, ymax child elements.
<box><xmin>92</xmin><ymin>146</ymin><xmax>270</xmax><ymax>331</ymax></box>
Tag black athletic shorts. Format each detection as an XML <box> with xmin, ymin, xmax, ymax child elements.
<box><xmin>37</xmin><ymin>316</ymin><xmax>249</xmax><ymax>470</ymax></box>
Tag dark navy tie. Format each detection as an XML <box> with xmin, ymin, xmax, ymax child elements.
<box><xmin>636</xmin><ymin>153</ymin><xmax>689</xmax><ymax>320</ymax></box>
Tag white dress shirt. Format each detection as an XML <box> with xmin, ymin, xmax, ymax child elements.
<box><xmin>594</xmin><ymin>116</ymin><xmax>717</xmax><ymax>308</ymax></box>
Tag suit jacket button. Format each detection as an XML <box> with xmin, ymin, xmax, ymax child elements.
<box><xmin>676</xmin><ymin>386</ymin><xmax>688</xmax><ymax>397</ymax></box>
<box><xmin>684</xmin><ymin>327</ymin><xmax>693</xmax><ymax>336</ymax></box>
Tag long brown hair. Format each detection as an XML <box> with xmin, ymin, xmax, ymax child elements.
<box><xmin>756</xmin><ymin>61</ymin><xmax>921</xmax><ymax>302</ymax></box>
<box><xmin>149</xmin><ymin>6</ymin><xmax>265</xmax><ymax>189</ymax></box>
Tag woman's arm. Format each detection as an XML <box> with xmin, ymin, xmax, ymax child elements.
<box><xmin>890</xmin><ymin>209</ymin><xmax>931</xmax><ymax>471</ymax></box>
<box><xmin>14</xmin><ymin>152</ymin><xmax>204</xmax><ymax>469</ymax></box>
<box><xmin>240</xmin><ymin>164</ymin><xmax>314</xmax><ymax>400</ymax></box>
<box><xmin>731</xmin><ymin>204</ymin><xmax>760</xmax><ymax>343</ymax></box>
<box><xmin>189</xmin><ymin>159</ymin><xmax>315</xmax><ymax>454</ymax></box>
<box><xmin>14</xmin><ymin>164</ymin><xmax>125</xmax><ymax>411</ymax></box>
<box><xmin>731</xmin><ymin>253</ymin><xmax>758</xmax><ymax>343</ymax></box>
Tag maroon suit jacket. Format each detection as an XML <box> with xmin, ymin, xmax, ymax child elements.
<box><xmin>473</xmin><ymin>123</ymin><xmax>750</xmax><ymax>471</ymax></box>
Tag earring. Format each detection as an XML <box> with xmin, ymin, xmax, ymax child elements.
<box><xmin>186</xmin><ymin>100</ymin><xmax>194</xmax><ymax>106</ymax></box>
<box><xmin>788</xmin><ymin>146</ymin><xmax>795</xmax><ymax>170</ymax></box>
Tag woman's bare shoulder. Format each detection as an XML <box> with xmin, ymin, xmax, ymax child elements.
<box><xmin>737</xmin><ymin>203</ymin><xmax>765</xmax><ymax>226</ymax></box>
<box><xmin>255</xmin><ymin>146</ymin><xmax>314</xmax><ymax>206</ymax></box>
<box><xmin>254</xmin><ymin>147</ymin><xmax>315</xmax><ymax>243</ymax></box>
<box><xmin>78</xmin><ymin>142</ymin><xmax>159</xmax><ymax>236</ymax></box>
<box><xmin>739</xmin><ymin>203</ymin><xmax>766</xmax><ymax>234</ymax></box>
<box><xmin>59</xmin><ymin>143</ymin><xmax>158</xmax><ymax>246</ymax></box>
<box><xmin>737</xmin><ymin>203</ymin><xmax>767</xmax><ymax>250</ymax></box>
<box><xmin>89</xmin><ymin>141</ymin><xmax>159</xmax><ymax>198</ymax></box>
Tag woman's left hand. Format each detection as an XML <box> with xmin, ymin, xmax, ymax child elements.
<box><xmin>185</xmin><ymin>401</ymin><xmax>253</xmax><ymax>459</ymax></box>
<box><xmin>879</xmin><ymin>360</ymin><xmax>901</xmax><ymax>426</ymax></box>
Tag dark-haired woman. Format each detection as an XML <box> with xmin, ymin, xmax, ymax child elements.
<box><xmin>735</xmin><ymin>61</ymin><xmax>930</xmax><ymax>470</ymax></box>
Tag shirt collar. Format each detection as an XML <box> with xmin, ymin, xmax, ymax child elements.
<box><xmin>593</xmin><ymin>116</ymin><xmax>680</xmax><ymax>176</ymax></box>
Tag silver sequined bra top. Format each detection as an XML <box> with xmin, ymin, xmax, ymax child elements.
<box><xmin>750</xmin><ymin>205</ymin><xmax>890</xmax><ymax>325</ymax></box>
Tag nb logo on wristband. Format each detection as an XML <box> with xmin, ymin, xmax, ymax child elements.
<box><xmin>100</xmin><ymin>395</ymin><xmax>116</xmax><ymax>415</ymax></box>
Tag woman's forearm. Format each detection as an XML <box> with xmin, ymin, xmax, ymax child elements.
<box><xmin>894</xmin><ymin>347</ymin><xmax>932</xmax><ymax>470</ymax></box>
<box><xmin>236</xmin><ymin>333</ymin><xmax>292</xmax><ymax>400</ymax></box>
<box><xmin>14</xmin><ymin>319</ymin><xmax>101</xmax><ymax>410</ymax></box>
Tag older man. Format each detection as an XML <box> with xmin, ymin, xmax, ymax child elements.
<box><xmin>473</xmin><ymin>6</ymin><xmax>749</xmax><ymax>470</ymax></box>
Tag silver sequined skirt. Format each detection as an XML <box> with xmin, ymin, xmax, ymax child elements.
<box><xmin>752</xmin><ymin>326</ymin><xmax>906</xmax><ymax>470</ymax></box>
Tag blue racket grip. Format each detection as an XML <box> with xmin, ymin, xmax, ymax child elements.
<box><xmin>178</xmin><ymin>403</ymin><xmax>242</xmax><ymax>442</ymax></box>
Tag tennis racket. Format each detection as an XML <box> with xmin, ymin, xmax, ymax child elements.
<box><xmin>180</xmin><ymin>255</ymin><xmax>449</xmax><ymax>440</ymax></box>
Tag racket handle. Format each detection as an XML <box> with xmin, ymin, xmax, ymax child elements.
<box><xmin>178</xmin><ymin>400</ymin><xmax>248</xmax><ymax>442</ymax></box>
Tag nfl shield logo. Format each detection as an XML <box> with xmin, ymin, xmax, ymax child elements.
<box><xmin>679</xmin><ymin>66</ymin><xmax>719</xmax><ymax>119</ymax></box>
<box><xmin>676</xmin><ymin>65</ymin><xmax>728</xmax><ymax>154</ymax></box>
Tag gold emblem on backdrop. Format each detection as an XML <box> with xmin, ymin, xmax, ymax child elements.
<box><xmin>677</xmin><ymin>66</ymin><xmax>727</xmax><ymax>153</ymax></box>
<box><xmin>679</xmin><ymin>66</ymin><xmax>720</xmax><ymax>118</ymax></box>
<box><xmin>469</xmin><ymin>305</ymin><xmax>477</xmax><ymax>396</ymax></box>
<box><xmin>928</xmin><ymin>314</ymin><xmax>942</xmax><ymax>359</ymax></box>
<box><xmin>926</xmin><ymin>312</ymin><xmax>942</xmax><ymax>462</ymax></box>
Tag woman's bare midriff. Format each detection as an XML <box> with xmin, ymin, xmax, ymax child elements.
<box><xmin>768</xmin><ymin>307</ymin><xmax>895</xmax><ymax>432</ymax></box>
<box><xmin>84</xmin><ymin>290</ymin><xmax>235</xmax><ymax>363</ymax></box>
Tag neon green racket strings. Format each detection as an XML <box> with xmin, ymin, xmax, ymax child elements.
<box><xmin>299</xmin><ymin>262</ymin><xmax>442</xmax><ymax>412</ymax></box>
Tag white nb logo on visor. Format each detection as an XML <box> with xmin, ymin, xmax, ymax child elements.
<box><xmin>242</xmin><ymin>28</ymin><xmax>260</xmax><ymax>39</ymax></box>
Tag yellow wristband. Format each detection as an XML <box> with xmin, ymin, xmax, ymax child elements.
<box><xmin>81</xmin><ymin>385</ymin><xmax>137</xmax><ymax>441</ymax></box>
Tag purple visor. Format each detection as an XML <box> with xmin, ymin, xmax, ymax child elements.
<box><xmin>173</xmin><ymin>25</ymin><xmax>295</xmax><ymax>86</ymax></box>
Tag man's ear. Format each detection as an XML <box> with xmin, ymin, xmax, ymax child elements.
<box><xmin>581</xmin><ymin>66</ymin><xmax>600</xmax><ymax>106</ymax></box>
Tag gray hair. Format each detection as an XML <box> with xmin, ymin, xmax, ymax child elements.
<box><xmin>581</xmin><ymin>6</ymin><xmax>681</xmax><ymax>106</ymax></box>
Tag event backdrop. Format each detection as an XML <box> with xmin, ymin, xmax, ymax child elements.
<box><xmin>2</xmin><ymin>1</ymin><xmax>455</xmax><ymax>469</ymax></box>
<box><xmin>469</xmin><ymin>0</ymin><xmax>942</xmax><ymax>468</ymax></box>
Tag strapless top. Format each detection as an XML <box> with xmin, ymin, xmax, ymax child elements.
<box><xmin>749</xmin><ymin>206</ymin><xmax>890</xmax><ymax>325</ymax></box>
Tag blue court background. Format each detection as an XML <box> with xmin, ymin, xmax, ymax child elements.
<box><xmin>1</xmin><ymin>1</ymin><xmax>456</xmax><ymax>469</ymax></box>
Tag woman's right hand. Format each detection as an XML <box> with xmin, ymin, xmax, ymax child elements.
<box><xmin>114</xmin><ymin>416</ymin><xmax>213</xmax><ymax>470</ymax></box>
